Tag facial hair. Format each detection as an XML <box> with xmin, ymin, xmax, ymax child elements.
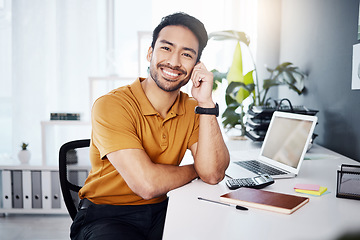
<box><xmin>149</xmin><ymin>63</ymin><xmax>190</xmax><ymax>92</ymax></box>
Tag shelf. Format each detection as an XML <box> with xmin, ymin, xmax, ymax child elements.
<box><xmin>0</xmin><ymin>166</ymin><xmax>89</xmax><ymax>215</ymax></box>
<box><xmin>0</xmin><ymin>208</ymin><xmax>68</xmax><ymax>215</ymax></box>
<box><xmin>41</xmin><ymin>121</ymin><xmax>91</xmax><ymax>166</ymax></box>
<box><xmin>41</xmin><ymin>120</ymin><xmax>90</xmax><ymax>126</ymax></box>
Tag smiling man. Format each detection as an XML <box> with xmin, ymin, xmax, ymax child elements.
<box><xmin>70</xmin><ymin>12</ymin><xmax>230</xmax><ymax>240</ymax></box>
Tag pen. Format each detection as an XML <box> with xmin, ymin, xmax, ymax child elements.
<box><xmin>198</xmin><ymin>197</ymin><xmax>248</xmax><ymax>211</ymax></box>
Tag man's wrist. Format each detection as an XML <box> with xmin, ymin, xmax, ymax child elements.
<box><xmin>197</xmin><ymin>101</ymin><xmax>215</xmax><ymax>108</ymax></box>
<box><xmin>195</xmin><ymin>103</ymin><xmax>219</xmax><ymax>117</ymax></box>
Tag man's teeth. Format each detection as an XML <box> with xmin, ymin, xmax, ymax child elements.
<box><xmin>163</xmin><ymin>69</ymin><xmax>179</xmax><ymax>77</ymax></box>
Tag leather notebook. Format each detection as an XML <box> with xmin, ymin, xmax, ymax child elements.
<box><xmin>220</xmin><ymin>188</ymin><xmax>309</xmax><ymax>214</ymax></box>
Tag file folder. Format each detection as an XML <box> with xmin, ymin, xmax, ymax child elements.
<box><xmin>22</xmin><ymin>170</ymin><xmax>32</xmax><ymax>209</ymax></box>
<box><xmin>12</xmin><ymin>170</ymin><xmax>23</xmax><ymax>208</ymax></box>
<box><xmin>51</xmin><ymin>171</ymin><xmax>61</xmax><ymax>209</ymax></box>
<box><xmin>31</xmin><ymin>171</ymin><xmax>42</xmax><ymax>208</ymax></box>
<box><xmin>1</xmin><ymin>170</ymin><xmax>12</xmax><ymax>209</ymax></box>
<box><xmin>41</xmin><ymin>171</ymin><xmax>52</xmax><ymax>209</ymax></box>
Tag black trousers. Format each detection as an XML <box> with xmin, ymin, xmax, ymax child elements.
<box><xmin>70</xmin><ymin>198</ymin><xmax>168</xmax><ymax>240</ymax></box>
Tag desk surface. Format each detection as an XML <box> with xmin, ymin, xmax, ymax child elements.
<box><xmin>163</xmin><ymin>140</ymin><xmax>360</xmax><ymax>240</ymax></box>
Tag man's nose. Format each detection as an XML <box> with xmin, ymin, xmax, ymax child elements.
<box><xmin>167</xmin><ymin>52</ymin><xmax>182</xmax><ymax>67</ymax></box>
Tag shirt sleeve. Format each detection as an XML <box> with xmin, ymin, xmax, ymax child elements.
<box><xmin>91</xmin><ymin>94</ymin><xmax>143</xmax><ymax>159</ymax></box>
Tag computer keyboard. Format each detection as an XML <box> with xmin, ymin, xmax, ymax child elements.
<box><xmin>234</xmin><ymin>160</ymin><xmax>287</xmax><ymax>176</ymax></box>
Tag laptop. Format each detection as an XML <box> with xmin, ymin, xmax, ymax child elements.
<box><xmin>226</xmin><ymin>111</ymin><xmax>318</xmax><ymax>179</ymax></box>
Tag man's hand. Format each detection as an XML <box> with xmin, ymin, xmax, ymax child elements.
<box><xmin>190</xmin><ymin>62</ymin><xmax>215</xmax><ymax>107</ymax></box>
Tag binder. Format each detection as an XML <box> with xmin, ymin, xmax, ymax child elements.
<box><xmin>31</xmin><ymin>171</ymin><xmax>42</xmax><ymax>208</ymax></box>
<box><xmin>11</xmin><ymin>170</ymin><xmax>23</xmax><ymax>208</ymax></box>
<box><xmin>1</xmin><ymin>170</ymin><xmax>12</xmax><ymax>209</ymax></box>
<box><xmin>22</xmin><ymin>170</ymin><xmax>32</xmax><ymax>209</ymax></box>
<box><xmin>51</xmin><ymin>171</ymin><xmax>61</xmax><ymax>209</ymax></box>
<box><xmin>41</xmin><ymin>171</ymin><xmax>52</xmax><ymax>209</ymax></box>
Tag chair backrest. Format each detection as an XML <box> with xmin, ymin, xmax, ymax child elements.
<box><xmin>59</xmin><ymin>139</ymin><xmax>90</xmax><ymax>220</ymax></box>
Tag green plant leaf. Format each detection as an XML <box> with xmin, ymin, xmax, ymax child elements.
<box><xmin>208</xmin><ymin>30</ymin><xmax>250</xmax><ymax>46</ymax></box>
<box><xmin>211</xmin><ymin>69</ymin><xmax>227</xmax><ymax>81</ymax></box>
<box><xmin>286</xmin><ymin>81</ymin><xmax>303</xmax><ymax>94</ymax></box>
<box><xmin>227</xmin><ymin>70</ymin><xmax>255</xmax><ymax>104</ymax></box>
<box><xmin>227</xmin><ymin>42</ymin><xmax>244</xmax><ymax>84</ymax></box>
<box><xmin>211</xmin><ymin>69</ymin><xmax>227</xmax><ymax>90</ymax></box>
<box><xmin>226</xmin><ymin>82</ymin><xmax>241</xmax><ymax>94</ymax></box>
<box><xmin>226</xmin><ymin>82</ymin><xmax>254</xmax><ymax>97</ymax></box>
<box><xmin>221</xmin><ymin>107</ymin><xmax>241</xmax><ymax>128</ymax></box>
<box><xmin>263</xmin><ymin>78</ymin><xmax>281</xmax><ymax>90</ymax></box>
<box><xmin>266</xmin><ymin>66</ymin><xmax>275</xmax><ymax>73</ymax></box>
<box><xmin>225</xmin><ymin>94</ymin><xmax>238</xmax><ymax>106</ymax></box>
<box><xmin>275</xmin><ymin>62</ymin><xmax>293</xmax><ymax>71</ymax></box>
<box><xmin>236</xmin><ymin>70</ymin><xmax>255</xmax><ymax>103</ymax></box>
<box><xmin>263</xmin><ymin>62</ymin><xmax>306</xmax><ymax>94</ymax></box>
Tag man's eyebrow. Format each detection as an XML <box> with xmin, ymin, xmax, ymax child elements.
<box><xmin>159</xmin><ymin>39</ymin><xmax>197</xmax><ymax>56</ymax></box>
<box><xmin>183</xmin><ymin>47</ymin><xmax>197</xmax><ymax>56</ymax></box>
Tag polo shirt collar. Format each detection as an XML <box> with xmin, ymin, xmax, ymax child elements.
<box><xmin>131</xmin><ymin>78</ymin><xmax>185</xmax><ymax>117</ymax></box>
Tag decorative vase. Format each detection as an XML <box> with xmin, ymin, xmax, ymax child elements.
<box><xmin>18</xmin><ymin>150</ymin><xmax>31</xmax><ymax>164</ymax></box>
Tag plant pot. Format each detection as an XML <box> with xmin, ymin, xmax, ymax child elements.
<box><xmin>18</xmin><ymin>150</ymin><xmax>31</xmax><ymax>164</ymax></box>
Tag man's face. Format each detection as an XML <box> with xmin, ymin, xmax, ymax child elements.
<box><xmin>147</xmin><ymin>25</ymin><xmax>199</xmax><ymax>92</ymax></box>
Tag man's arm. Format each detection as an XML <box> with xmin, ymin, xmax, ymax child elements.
<box><xmin>190</xmin><ymin>62</ymin><xmax>230</xmax><ymax>184</ymax></box>
<box><xmin>189</xmin><ymin>115</ymin><xmax>229</xmax><ymax>184</ymax></box>
<box><xmin>107</xmin><ymin>149</ymin><xmax>198</xmax><ymax>200</ymax></box>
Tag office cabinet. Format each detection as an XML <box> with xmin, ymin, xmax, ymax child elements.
<box><xmin>0</xmin><ymin>165</ymin><xmax>89</xmax><ymax>215</ymax></box>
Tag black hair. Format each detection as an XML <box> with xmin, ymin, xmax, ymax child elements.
<box><xmin>151</xmin><ymin>12</ymin><xmax>208</xmax><ymax>63</ymax></box>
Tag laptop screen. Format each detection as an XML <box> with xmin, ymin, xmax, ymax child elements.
<box><xmin>260</xmin><ymin>112</ymin><xmax>316</xmax><ymax>169</ymax></box>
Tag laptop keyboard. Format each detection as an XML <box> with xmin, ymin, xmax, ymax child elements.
<box><xmin>234</xmin><ymin>160</ymin><xmax>287</xmax><ymax>176</ymax></box>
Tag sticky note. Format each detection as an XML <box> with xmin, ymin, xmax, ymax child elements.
<box><xmin>294</xmin><ymin>184</ymin><xmax>320</xmax><ymax>191</ymax></box>
<box><xmin>295</xmin><ymin>187</ymin><xmax>328</xmax><ymax>196</ymax></box>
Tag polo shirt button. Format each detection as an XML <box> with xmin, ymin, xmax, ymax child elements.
<box><xmin>163</xmin><ymin>134</ymin><xmax>166</xmax><ymax>139</ymax></box>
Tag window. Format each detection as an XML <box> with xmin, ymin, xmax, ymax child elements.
<box><xmin>0</xmin><ymin>0</ymin><xmax>257</xmax><ymax>165</ymax></box>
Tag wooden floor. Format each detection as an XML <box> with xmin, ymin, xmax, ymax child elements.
<box><xmin>0</xmin><ymin>214</ymin><xmax>72</xmax><ymax>240</ymax></box>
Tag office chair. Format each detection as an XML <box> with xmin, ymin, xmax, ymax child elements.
<box><xmin>59</xmin><ymin>139</ymin><xmax>90</xmax><ymax>220</ymax></box>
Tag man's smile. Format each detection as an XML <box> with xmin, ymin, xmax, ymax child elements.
<box><xmin>162</xmin><ymin>68</ymin><xmax>180</xmax><ymax>79</ymax></box>
<box><xmin>159</xmin><ymin>64</ymin><xmax>187</xmax><ymax>81</ymax></box>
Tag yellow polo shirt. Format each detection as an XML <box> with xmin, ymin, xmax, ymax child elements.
<box><xmin>79</xmin><ymin>78</ymin><xmax>199</xmax><ymax>205</ymax></box>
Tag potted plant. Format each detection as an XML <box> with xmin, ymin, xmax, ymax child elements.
<box><xmin>18</xmin><ymin>142</ymin><xmax>31</xmax><ymax>164</ymax></box>
<box><xmin>210</xmin><ymin>30</ymin><xmax>306</xmax><ymax>137</ymax></box>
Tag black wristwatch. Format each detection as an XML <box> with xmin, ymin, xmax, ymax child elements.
<box><xmin>195</xmin><ymin>103</ymin><xmax>219</xmax><ymax>117</ymax></box>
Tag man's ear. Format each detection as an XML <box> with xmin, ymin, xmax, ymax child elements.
<box><xmin>146</xmin><ymin>46</ymin><xmax>153</xmax><ymax>62</ymax></box>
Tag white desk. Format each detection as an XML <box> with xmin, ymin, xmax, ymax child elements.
<box><xmin>163</xmin><ymin>140</ymin><xmax>360</xmax><ymax>240</ymax></box>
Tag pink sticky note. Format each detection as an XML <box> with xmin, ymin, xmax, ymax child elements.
<box><xmin>294</xmin><ymin>184</ymin><xmax>320</xmax><ymax>191</ymax></box>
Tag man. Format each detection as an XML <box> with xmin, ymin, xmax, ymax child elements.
<box><xmin>70</xmin><ymin>12</ymin><xmax>230</xmax><ymax>240</ymax></box>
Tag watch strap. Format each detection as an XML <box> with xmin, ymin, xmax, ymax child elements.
<box><xmin>195</xmin><ymin>103</ymin><xmax>219</xmax><ymax>117</ymax></box>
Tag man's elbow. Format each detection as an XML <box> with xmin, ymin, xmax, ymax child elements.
<box><xmin>199</xmin><ymin>171</ymin><xmax>226</xmax><ymax>185</ymax></box>
<box><xmin>132</xmin><ymin>182</ymin><xmax>159</xmax><ymax>200</ymax></box>
<box><xmin>195</xmin><ymin>158</ymin><xmax>229</xmax><ymax>185</ymax></box>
